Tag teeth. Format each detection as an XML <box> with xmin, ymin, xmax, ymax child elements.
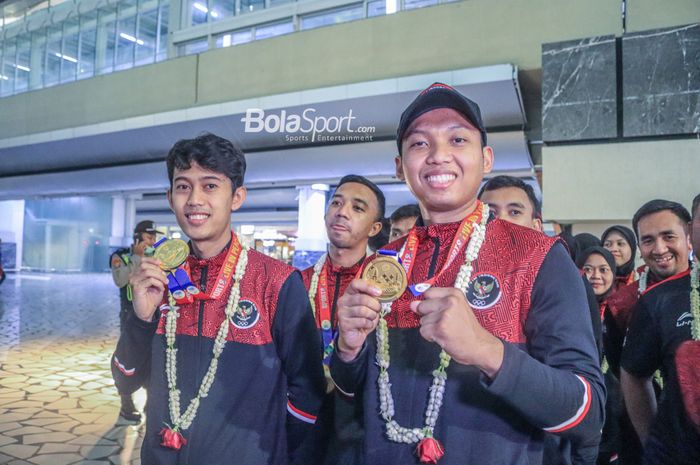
<box><xmin>188</xmin><ymin>214</ymin><xmax>208</xmax><ymax>220</ymax></box>
<box><xmin>426</xmin><ymin>174</ymin><xmax>456</xmax><ymax>184</ymax></box>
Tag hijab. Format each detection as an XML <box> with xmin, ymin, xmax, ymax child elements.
<box><xmin>577</xmin><ymin>246</ymin><xmax>617</xmax><ymax>302</ymax></box>
<box><xmin>601</xmin><ymin>225</ymin><xmax>637</xmax><ymax>278</ymax></box>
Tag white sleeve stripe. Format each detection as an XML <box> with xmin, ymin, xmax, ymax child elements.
<box><xmin>543</xmin><ymin>375</ymin><xmax>591</xmax><ymax>432</ymax></box>
<box><xmin>286</xmin><ymin>403</ymin><xmax>316</xmax><ymax>424</ymax></box>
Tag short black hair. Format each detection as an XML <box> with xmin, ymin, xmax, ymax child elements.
<box><xmin>632</xmin><ymin>199</ymin><xmax>691</xmax><ymax>239</ymax></box>
<box><xmin>478</xmin><ymin>175</ymin><xmax>542</xmax><ymax>218</ymax></box>
<box><xmin>368</xmin><ymin>218</ymin><xmax>391</xmax><ymax>252</ymax></box>
<box><xmin>335</xmin><ymin>175</ymin><xmax>386</xmax><ymax>221</ymax></box>
<box><xmin>166</xmin><ymin>133</ymin><xmax>246</xmax><ymax>191</ymax></box>
<box><xmin>390</xmin><ymin>204</ymin><xmax>421</xmax><ymax>223</ymax></box>
<box><xmin>692</xmin><ymin>193</ymin><xmax>700</xmax><ymax>219</ymax></box>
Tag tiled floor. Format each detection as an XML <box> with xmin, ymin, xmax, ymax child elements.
<box><xmin>0</xmin><ymin>273</ymin><xmax>145</xmax><ymax>465</ymax></box>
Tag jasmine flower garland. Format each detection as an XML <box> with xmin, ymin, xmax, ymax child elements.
<box><xmin>375</xmin><ymin>203</ymin><xmax>489</xmax><ymax>458</ymax></box>
<box><xmin>161</xmin><ymin>247</ymin><xmax>249</xmax><ymax>447</ymax></box>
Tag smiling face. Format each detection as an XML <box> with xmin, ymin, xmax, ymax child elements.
<box><xmin>395</xmin><ymin>108</ymin><xmax>493</xmax><ymax>224</ymax></box>
<box><xmin>637</xmin><ymin>210</ymin><xmax>691</xmax><ymax>278</ymax></box>
<box><xmin>325</xmin><ymin>182</ymin><xmax>382</xmax><ymax>250</ymax></box>
<box><xmin>167</xmin><ymin>162</ymin><xmax>246</xmax><ymax>258</ymax></box>
<box><xmin>582</xmin><ymin>253</ymin><xmax>615</xmax><ymax>297</ymax></box>
<box><xmin>479</xmin><ymin>186</ymin><xmax>542</xmax><ymax>231</ymax></box>
<box><xmin>603</xmin><ymin>231</ymin><xmax>633</xmax><ymax>267</ymax></box>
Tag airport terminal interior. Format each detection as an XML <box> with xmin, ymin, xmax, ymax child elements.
<box><xmin>0</xmin><ymin>0</ymin><xmax>698</xmax><ymax>462</ymax></box>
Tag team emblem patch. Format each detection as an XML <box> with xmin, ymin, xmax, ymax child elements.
<box><xmin>230</xmin><ymin>299</ymin><xmax>260</xmax><ymax>329</ymax></box>
<box><xmin>466</xmin><ymin>273</ymin><xmax>502</xmax><ymax>310</ymax></box>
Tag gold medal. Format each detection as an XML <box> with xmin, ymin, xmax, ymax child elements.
<box><xmin>362</xmin><ymin>255</ymin><xmax>408</xmax><ymax>303</ymax></box>
<box><xmin>154</xmin><ymin>239</ymin><xmax>190</xmax><ymax>270</ymax></box>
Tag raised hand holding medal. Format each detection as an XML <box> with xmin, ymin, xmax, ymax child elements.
<box><xmin>153</xmin><ymin>238</ymin><xmax>206</xmax><ymax>305</ymax></box>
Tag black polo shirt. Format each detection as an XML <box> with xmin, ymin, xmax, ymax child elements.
<box><xmin>621</xmin><ymin>270</ymin><xmax>700</xmax><ymax>465</ymax></box>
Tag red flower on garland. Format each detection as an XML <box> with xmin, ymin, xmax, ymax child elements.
<box><xmin>160</xmin><ymin>427</ymin><xmax>187</xmax><ymax>450</ymax></box>
<box><xmin>415</xmin><ymin>437</ymin><xmax>445</xmax><ymax>464</ymax></box>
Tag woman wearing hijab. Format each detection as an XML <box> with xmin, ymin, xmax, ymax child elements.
<box><xmin>578</xmin><ymin>247</ymin><xmax>622</xmax><ymax>465</ymax></box>
<box><xmin>601</xmin><ymin>226</ymin><xmax>637</xmax><ymax>286</ymax></box>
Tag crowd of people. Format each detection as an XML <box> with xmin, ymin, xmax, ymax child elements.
<box><xmin>107</xmin><ymin>82</ymin><xmax>699</xmax><ymax>465</ymax></box>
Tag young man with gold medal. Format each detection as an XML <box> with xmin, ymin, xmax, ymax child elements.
<box><xmin>117</xmin><ymin>133</ymin><xmax>325</xmax><ymax>465</ymax></box>
<box><xmin>330</xmin><ymin>83</ymin><xmax>605</xmax><ymax>465</ymax></box>
<box><xmin>299</xmin><ymin>174</ymin><xmax>384</xmax><ymax>465</ymax></box>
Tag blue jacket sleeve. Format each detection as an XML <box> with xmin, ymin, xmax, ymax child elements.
<box><xmin>481</xmin><ymin>243</ymin><xmax>605</xmax><ymax>444</ymax></box>
<box><xmin>329</xmin><ymin>339</ymin><xmax>369</xmax><ymax>398</ymax></box>
<box><xmin>271</xmin><ymin>271</ymin><xmax>326</xmax><ymax>460</ymax></box>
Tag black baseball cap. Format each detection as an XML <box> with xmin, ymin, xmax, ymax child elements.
<box><xmin>396</xmin><ymin>82</ymin><xmax>487</xmax><ymax>155</ymax></box>
<box><xmin>134</xmin><ymin>220</ymin><xmax>157</xmax><ymax>235</ymax></box>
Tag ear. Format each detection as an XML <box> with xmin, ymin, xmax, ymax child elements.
<box><xmin>231</xmin><ymin>186</ymin><xmax>247</xmax><ymax>212</ymax></box>
<box><xmin>482</xmin><ymin>146</ymin><xmax>494</xmax><ymax>174</ymax></box>
<box><xmin>368</xmin><ymin>220</ymin><xmax>383</xmax><ymax>238</ymax></box>
<box><xmin>166</xmin><ymin>188</ymin><xmax>174</xmax><ymax>212</ymax></box>
<box><xmin>533</xmin><ymin>217</ymin><xmax>543</xmax><ymax>233</ymax></box>
<box><xmin>394</xmin><ymin>155</ymin><xmax>405</xmax><ymax>181</ymax></box>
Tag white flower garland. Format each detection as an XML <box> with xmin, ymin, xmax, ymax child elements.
<box><xmin>690</xmin><ymin>260</ymin><xmax>699</xmax><ymax>341</ymax></box>
<box><xmin>376</xmin><ymin>203</ymin><xmax>489</xmax><ymax>444</ymax></box>
<box><xmin>308</xmin><ymin>253</ymin><xmax>327</xmax><ymax>318</ymax></box>
<box><xmin>165</xmin><ymin>247</ymin><xmax>249</xmax><ymax>432</ymax></box>
<box><xmin>638</xmin><ymin>266</ymin><xmax>649</xmax><ymax>294</ymax></box>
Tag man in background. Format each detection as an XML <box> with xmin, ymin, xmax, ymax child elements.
<box><xmin>109</xmin><ymin>220</ymin><xmax>158</xmax><ymax>422</ymax></box>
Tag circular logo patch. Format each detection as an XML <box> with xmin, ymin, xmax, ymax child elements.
<box><xmin>466</xmin><ymin>273</ymin><xmax>502</xmax><ymax>310</ymax></box>
<box><xmin>230</xmin><ymin>299</ymin><xmax>260</xmax><ymax>329</ymax></box>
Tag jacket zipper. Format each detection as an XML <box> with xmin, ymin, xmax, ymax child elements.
<box><xmin>183</xmin><ymin>265</ymin><xmax>208</xmax><ymax>465</ymax></box>
<box><xmin>427</xmin><ymin>236</ymin><xmax>441</xmax><ymax>278</ymax></box>
<box><xmin>330</xmin><ymin>270</ymin><xmax>342</xmax><ymax>327</ymax></box>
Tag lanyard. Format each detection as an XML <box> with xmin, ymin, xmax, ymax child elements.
<box><xmin>400</xmin><ymin>202</ymin><xmax>484</xmax><ymax>295</ymax></box>
<box><xmin>202</xmin><ymin>232</ymin><xmax>243</xmax><ymax>301</ymax></box>
<box><xmin>315</xmin><ymin>260</ymin><xmax>335</xmax><ymax>365</ymax></box>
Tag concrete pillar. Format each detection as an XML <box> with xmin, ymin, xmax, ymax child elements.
<box><xmin>109</xmin><ymin>195</ymin><xmax>138</xmax><ymax>250</ymax></box>
<box><xmin>0</xmin><ymin>199</ymin><xmax>25</xmax><ymax>271</ymax></box>
<box><xmin>292</xmin><ymin>184</ymin><xmax>328</xmax><ymax>269</ymax></box>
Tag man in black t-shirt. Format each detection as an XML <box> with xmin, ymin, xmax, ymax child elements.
<box><xmin>621</xmin><ymin>198</ymin><xmax>699</xmax><ymax>465</ymax></box>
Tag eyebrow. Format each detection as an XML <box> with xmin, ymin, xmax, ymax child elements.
<box><xmin>174</xmin><ymin>174</ymin><xmax>224</xmax><ymax>183</ymax></box>
<box><xmin>507</xmin><ymin>202</ymin><xmax>526</xmax><ymax>209</ymax></box>
<box><xmin>332</xmin><ymin>194</ymin><xmax>370</xmax><ymax>209</ymax></box>
<box><xmin>640</xmin><ymin>229</ymin><xmax>677</xmax><ymax>240</ymax></box>
<box><xmin>404</xmin><ymin>123</ymin><xmax>474</xmax><ymax>138</ymax></box>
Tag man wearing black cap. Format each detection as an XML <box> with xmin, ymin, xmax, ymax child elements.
<box><xmin>299</xmin><ymin>174</ymin><xmax>385</xmax><ymax>464</ymax></box>
<box><xmin>330</xmin><ymin>83</ymin><xmax>604</xmax><ymax>465</ymax></box>
<box><xmin>109</xmin><ymin>220</ymin><xmax>158</xmax><ymax>422</ymax></box>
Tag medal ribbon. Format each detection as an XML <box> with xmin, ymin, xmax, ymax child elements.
<box><xmin>315</xmin><ymin>260</ymin><xmax>336</xmax><ymax>366</ymax></box>
<box><xmin>206</xmin><ymin>232</ymin><xmax>243</xmax><ymax>301</ymax></box>
<box><xmin>401</xmin><ymin>202</ymin><xmax>484</xmax><ymax>296</ymax></box>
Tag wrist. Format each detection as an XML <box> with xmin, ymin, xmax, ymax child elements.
<box><xmin>135</xmin><ymin>306</ymin><xmax>158</xmax><ymax>323</ymax></box>
<box><xmin>477</xmin><ymin>336</ymin><xmax>504</xmax><ymax>379</ymax></box>
<box><xmin>336</xmin><ymin>336</ymin><xmax>362</xmax><ymax>363</ymax></box>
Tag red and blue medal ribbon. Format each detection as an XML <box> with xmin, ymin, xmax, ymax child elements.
<box><xmin>401</xmin><ymin>202</ymin><xmax>484</xmax><ymax>296</ymax></box>
<box><xmin>315</xmin><ymin>261</ymin><xmax>335</xmax><ymax>366</ymax></box>
<box><xmin>156</xmin><ymin>232</ymin><xmax>242</xmax><ymax>304</ymax></box>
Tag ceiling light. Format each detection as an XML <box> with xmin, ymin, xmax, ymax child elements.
<box><xmin>193</xmin><ymin>2</ymin><xmax>208</xmax><ymax>13</ymax></box>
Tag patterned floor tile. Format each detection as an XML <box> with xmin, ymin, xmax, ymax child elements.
<box><xmin>0</xmin><ymin>274</ymin><xmax>144</xmax><ymax>465</ymax></box>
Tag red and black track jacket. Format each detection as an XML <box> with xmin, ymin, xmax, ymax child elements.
<box><xmin>116</xmin><ymin>240</ymin><xmax>326</xmax><ymax>465</ymax></box>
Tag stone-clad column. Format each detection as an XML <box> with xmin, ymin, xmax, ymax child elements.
<box><xmin>293</xmin><ymin>184</ymin><xmax>329</xmax><ymax>269</ymax></box>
